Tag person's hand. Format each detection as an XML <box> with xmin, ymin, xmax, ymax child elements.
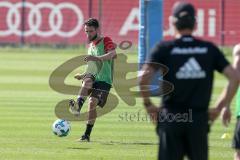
<box><xmin>208</xmin><ymin>107</ymin><xmax>221</xmax><ymax>123</ymax></box>
<box><xmin>221</xmin><ymin>106</ymin><xmax>231</xmax><ymax>127</ymax></box>
<box><xmin>74</xmin><ymin>73</ymin><xmax>84</xmax><ymax>80</ymax></box>
<box><xmin>145</xmin><ymin>104</ymin><xmax>161</xmax><ymax>124</ymax></box>
<box><xmin>84</xmin><ymin>55</ymin><xmax>100</xmax><ymax>62</ymax></box>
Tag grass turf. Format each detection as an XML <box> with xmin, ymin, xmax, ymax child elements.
<box><xmin>0</xmin><ymin>47</ymin><xmax>236</xmax><ymax>160</ymax></box>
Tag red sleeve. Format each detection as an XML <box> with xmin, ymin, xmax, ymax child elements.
<box><xmin>103</xmin><ymin>37</ymin><xmax>116</xmax><ymax>53</ymax></box>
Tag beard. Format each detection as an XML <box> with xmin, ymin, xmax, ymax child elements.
<box><xmin>89</xmin><ymin>34</ymin><xmax>98</xmax><ymax>41</ymax></box>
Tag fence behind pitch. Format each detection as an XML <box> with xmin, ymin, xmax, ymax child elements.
<box><xmin>0</xmin><ymin>0</ymin><xmax>239</xmax><ymax>46</ymax></box>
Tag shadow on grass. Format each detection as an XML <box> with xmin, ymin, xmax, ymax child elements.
<box><xmin>67</xmin><ymin>147</ymin><xmax>91</xmax><ymax>150</ymax></box>
<box><xmin>93</xmin><ymin>140</ymin><xmax>158</xmax><ymax>146</ymax></box>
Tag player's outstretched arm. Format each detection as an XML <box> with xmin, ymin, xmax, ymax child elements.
<box><xmin>96</xmin><ymin>49</ymin><xmax>117</xmax><ymax>61</ymax></box>
<box><xmin>84</xmin><ymin>50</ymin><xmax>117</xmax><ymax>62</ymax></box>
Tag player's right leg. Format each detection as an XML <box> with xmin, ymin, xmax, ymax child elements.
<box><xmin>77</xmin><ymin>81</ymin><xmax>111</xmax><ymax>142</ymax></box>
<box><xmin>78</xmin><ymin>97</ymin><xmax>98</xmax><ymax>142</ymax></box>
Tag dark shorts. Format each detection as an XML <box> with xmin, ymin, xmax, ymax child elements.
<box><xmin>233</xmin><ymin>117</ymin><xmax>240</xmax><ymax>149</ymax></box>
<box><xmin>157</xmin><ymin>108</ymin><xmax>209</xmax><ymax>160</ymax></box>
<box><xmin>90</xmin><ymin>81</ymin><xmax>111</xmax><ymax>108</ymax></box>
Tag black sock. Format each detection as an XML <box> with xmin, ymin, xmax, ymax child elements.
<box><xmin>77</xmin><ymin>97</ymin><xmax>85</xmax><ymax>110</ymax></box>
<box><xmin>84</xmin><ymin>124</ymin><xmax>94</xmax><ymax>136</ymax></box>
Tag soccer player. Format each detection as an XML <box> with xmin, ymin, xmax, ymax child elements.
<box><xmin>139</xmin><ymin>2</ymin><xmax>239</xmax><ymax>160</ymax></box>
<box><xmin>69</xmin><ymin>18</ymin><xmax>116</xmax><ymax>142</ymax></box>
<box><xmin>232</xmin><ymin>44</ymin><xmax>240</xmax><ymax>160</ymax></box>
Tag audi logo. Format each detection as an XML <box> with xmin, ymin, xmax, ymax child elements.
<box><xmin>0</xmin><ymin>2</ymin><xmax>84</xmax><ymax>37</ymax></box>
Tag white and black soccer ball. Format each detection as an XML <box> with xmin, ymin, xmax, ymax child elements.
<box><xmin>52</xmin><ymin>119</ymin><xmax>70</xmax><ymax>137</ymax></box>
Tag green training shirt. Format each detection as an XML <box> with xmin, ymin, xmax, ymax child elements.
<box><xmin>87</xmin><ymin>38</ymin><xmax>114</xmax><ymax>85</ymax></box>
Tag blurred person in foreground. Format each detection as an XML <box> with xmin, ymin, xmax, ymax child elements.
<box><xmin>139</xmin><ymin>2</ymin><xmax>239</xmax><ymax>160</ymax></box>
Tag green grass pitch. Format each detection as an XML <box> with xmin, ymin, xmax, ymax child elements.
<box><xmin>0</xmin><ymin>47</ymin><xmax>236</xmax><ymax>160</ymax></box>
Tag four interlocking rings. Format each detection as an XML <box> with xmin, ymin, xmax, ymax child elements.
<box><xmin>0</xmin><ymin>2</ymin><xmax>84</xmax><ymax>37</ymax></box>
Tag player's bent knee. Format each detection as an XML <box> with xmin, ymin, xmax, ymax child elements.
<box><xmin>84</xmin><ymin>78</ymin><xmax>93</xmax><ymax>84</ymax></box>
<box><xmin>88</xmin><ymin>97</ymin><xmax>98</xmax><ymax>109</ymax></box>
<box><xmin>83</xmin><ymin>78</ymin><xmax>93</xmax><ymax>87</ymax></box>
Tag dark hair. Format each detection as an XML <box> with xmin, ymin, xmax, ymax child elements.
<box><xmin>172</xmin><ymin>2</ymin><xmax>196</xmax><ymax>30</ymax></box>
<box><xmin>174</xmin><ymin>16</ymin><xmax>195</xmax><ymax>30</ymax></box>
<box><xmin>84</xmin><ymin>18</ymin><xmax>99</xmax><ymax>29</ymax></box>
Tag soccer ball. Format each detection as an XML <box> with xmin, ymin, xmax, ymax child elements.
<box><xmin>52</xmin><ymin>119</ymin><xmax>70</xmax><ymax>137</ymax></box>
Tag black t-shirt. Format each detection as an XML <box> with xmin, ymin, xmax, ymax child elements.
<box><xmin>148</xmin><ymin>35</ymin><xmax>229</xmax><ymax>111</ymax></box>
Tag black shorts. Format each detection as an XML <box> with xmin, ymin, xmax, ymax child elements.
<box><xmin>90</xmin><ymin>81</ymin><xmax>111</xmax><ymax>108</ymax></box>
<box><xmin>233</xmin><ymin>117</ymin><xmax>240</xmax><ymax>149</ymax></box>
<box><xmin>157</xmin><ymin>108</ymin><xmax>209</xmax><ymax>160</ymax></box>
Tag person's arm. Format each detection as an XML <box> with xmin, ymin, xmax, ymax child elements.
<box><xmin>139</xmin><ymin>41</ymin><xmax>167</xmax><ymax>123</ymax></box>
<box><xmin>211</xmin><ymin>45</ymin><xmax>240</xmax><ymax>125</ymax></box>
<box><xmin>97</xmin><ymin>49</ymin><xmax>117</xmax><ymax>61</ymax></box>
<box><xmin>139</xmin><ymin>64</ymin><xmax>161</xmax><ymax>123</ymax></box>
<box><xmin>218</xmin><ymin>67</ymin><xmax>239</xmax><ymax>107</ymax></box>
<box><xmin>85</xmin><ymin>37</ymin><xmax>117</xmax><ymax>62</ymax></box>
<box><xmin>139</xmin><ymin>64</ymin><xmax>155</xmax><ymax>106</ymax></box>
<box><xmin>222</xmin><ymin>45</ymin><xmax>240</xmax><ymax>105</ymax></box>
<box><xmin>84</xmin><ymin>49</ymin><xmax>116</xmax><ymax>61</ymax></box>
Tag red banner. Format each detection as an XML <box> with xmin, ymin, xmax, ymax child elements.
<box><xmin>0</xmin><ymin>0</ymin><xmax>239</xmax><ymax>46</ymax></box>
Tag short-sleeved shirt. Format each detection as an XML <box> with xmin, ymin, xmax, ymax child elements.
<box><xmin>148</xmin><ymin>35</ymin><xmax>229</xmax><ymax>111</ymax></box>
